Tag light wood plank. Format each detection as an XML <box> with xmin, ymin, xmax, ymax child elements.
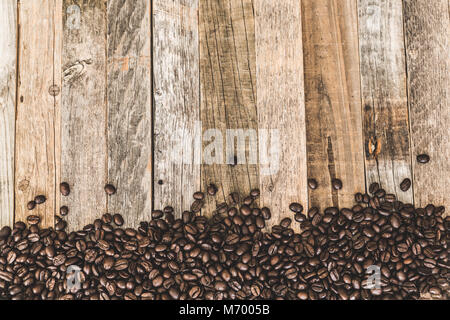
<box><xmin>0</xmin><ymin>0</ymin><xmax>16</xmax><ymax>228</ymax></box>
<box><xmin>403</xmin><ymin>0</ymin><xmax>449</xmax><ymax>210</ymax></box>
<box><xmin>61</xmin><ymin>0</ymin><xmax>107</xmax><ymax>230</ymax></box>
<box><xmin>358</xmin><ymin>0</ymin><xmax>413</xmax><ymax>203</ymax></box>
<box><xmin>302</xmin><ymin>0</ymin><xmax>365</xmax><ymax>209</ymax></box>
<box><xmin>107</xmin><ymin>0</ymin><xmax>152</xmax><ymax>227</ymax></box>
<box><xmin>153</xmin><ymin>0</ymin><xmax>200</xmax><ymax>217</ymax></box>
<box><xmin>199</xmin><ymin>0</ymin><xmax>258</xmax><ymax>216</ymax></box>
<box><xmin>255</xmin><ymin>0</ymin><xmax>307</xmax><ymax>231</ymax></box>
<box><xmin>15</xmin><ymin>0</ymin><xmax>62</xmax><ymax>228</ymax></box>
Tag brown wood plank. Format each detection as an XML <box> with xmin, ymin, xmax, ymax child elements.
<box><xmin>302</xmin><ymin>0</ymin><xmax>365</xmax><ymax>210</ymax></box>
<box><xmin>0</xmin><ymin>0</ymin><xmax>17</xmax><ymax>228</ymax></box>
<box><xmin>358</xmin><ymin>0</ymin><xmax>413</xmax><ymax>203</ymax></box>
<box><xmin>153</xmin><ymin>0</ymin><xmax>200</xmax><ymax>216</ymax></box>
<box><xmin>15</xmin><ymin>0</ymin><xmax>62</xmax><ymax>228</ymax></box>
<box><xmin>107</xmin><ymin>0</ymin><xmax>152</xmax><ymax>227</ymax></box>
<box><xmin>403</xmin><ymin>0</ymin><xmax>449</xmax><ymax>210</ymax></box>
<box><xmin>199</xmin><ymin>0</ymin><xmax>258</xmax><ymax>216</ymax></box>
<box><xmin>61</xmin><ymin>0</ymin><xmax>107</xmax><ymax>230</ymax></box>
<box><xmin>255</xmin><ymin>0</ymin><xmax>308</xmax><ymax>231</ymax></box>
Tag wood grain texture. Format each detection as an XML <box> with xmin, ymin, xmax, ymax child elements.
<box><xmin>199</xmin><ymin>0</ymin><xmax>258</xmax><ymax>216</ymax></box>
<box><xmin>358</xmin><ymin>0</ymin><xmax>413</xmax><ymax>204</ymax></box>
<box><xmin>153</xmin><ymin>0</ymin><xmax>200</xmax><ymax>216</ymax></box>
<box><xmin>15</xmin><ymin>0</ymin><xmax>62</xmax><ymax>228</ymax></box>
<box><xmin>0</xmin><ymin>0</ymin><xmax>16</xmax><ymax>228</ymax></box>
<box><xmin>403</xmin><ymin>0</ymin><xmax>449</xmax><ymax>210</ymax></box>
<box><xmin>107</xmin><ymin>0</ymin><xmax>152</xmax><ymax>227</ymax></box>
<box><xmin>302</xmin><ymin>0</ymin><xmax>365</xmax><ymax>210</ymax></box>
<box><xmin>255</xmin><ymin>0</ymin><xmax>307</xmax><ymax>231</ymax></box>
<box><xmin>61</xmin><ymin>0</ymin><xmax>107</xmax><ymax>230</ymax></box>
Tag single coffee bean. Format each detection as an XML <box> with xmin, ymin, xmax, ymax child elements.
<box><xmin>289</xmin><ymin>203</ymin><xmax>303</xmax><ymax>213</ymax></box>
<box><xmin>26</xmin><ymin>215</ymin><xmax>40</xmax><ymax>225</ymax></box>
<box><xmin>332</xmin><ymin>179</ymin><xmax>343</xmax><ymax>190</ymax></box>
<box><xmin>113</xmin><ymin>214</ymin><xmax>124</xmax><ymax>226</ymax></box>
<box><xmin>60</xmin><ymin>206</ymin><xmax>69</xmax><ymax>216</ymax></box>
<box><xmin>207</xmin><ymin>184</ymin><xmax>218</xmax><ymax>196</ymax></box>
<box><xmin>27</xmin><ymin>201</ymin><xmax>36</xmax><ymax>211</ymax></box>
<box><xmin>60</xmin><ymin>182</ymin><xmax>70</xmax><ymax>196</ymax></box>
<box><xmin>193</xmin><ymin>191</ymin><xmax>205</xmax><ymax>200</ymax></box>
<box><xmin>417</xmin><ymin>154</ymin><xmax>430</xmax><ymax>164</ymax></box>
<box><xmin>400</xmin><ymin>178</ymin><xmax>411</xmax><ymax>192</ymax></box>
<box><xmin>307</xmin><ymin>179</ymin><xmax>318</xmax><ymax>190</ymax></box>
<box><xmin>34</xmin><ymin>195</ymin><xmax>46</xmax><ymax>204</ymax></box>
<box><xmin>104</xmin><ymin>184</ymin><xmax>116</xmax><ymax>195</ymax></box>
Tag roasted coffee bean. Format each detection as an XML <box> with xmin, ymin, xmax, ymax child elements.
<box><xmin>60</xmin><ymin>182</ymin><xmax>70</xmax><ymax>196</ymax></box>
<box><xmin>27</xmin><ymin>201</ymin><xmax>36</xmax><ymax>211</ymax></box>
<box><xmin>34</xmin><ymin>195</ymin><xmax>46</xmax><ymax>205</ymax></box>
<box><xmin>26</xmin><ymin>215</ymin><xmax>40</xmax><ymax>225</ymax></box>
<box><xmin>60</xmin><ymin>206</ymin><xmax>69</xmax><ymax>216</ymax></box>
<box><xmin>400</xmin><ymin>178</ymin><xmax>411</xmax><ymax>192</ymax></box>
<box><xmin>289</xmin><ymin>203</ymin><xmax>303</xmax><ymax>213</ymax></box>
<box><xmin>308</xmin><ymin>179</ymin><xmax>318</xmax><ymax>190</ymax></box>
<box><xmin>104</xmin><ymin>184</ymin><xmax>116</xmax><ymax>195</ymax></box>
<box><xmin>207</xmin><ymin>184</ymin><xmax>218</xmax><ymax>196</ymax></box>
<box><xmin>113</xmin><ymin>214</ymin><xmax>124</xmax><ymax>226</ymax></box>
<box><xmin>417</xmin><ymin>154</ymin><xmax>430</xmax><ymax>164</ymax></box>
<box><xmin>332</xmin><ymin>179</ymin><xmax>343</xmax><ymax>190</ymax></box>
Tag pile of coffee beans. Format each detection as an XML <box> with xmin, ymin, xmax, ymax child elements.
<box><xmin>0</xmin><ymin>182</ymin><xmax>448</xmax><ymax>300</ymax></box>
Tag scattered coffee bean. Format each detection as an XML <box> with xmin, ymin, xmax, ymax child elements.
<box><xmin>417</xmin><ymin>154</ymin><xmax>430</xmax><ymax>164</ymax></box>
<box><xmin>104</xmin><ymin>184</ymin><xmax>116</xmax><ymax>195</ymax></box>
<box><xmin>26</xmin><ymin>215</ymin><xmax>40</xmax><ymax>225</ymax></box>
<box><xmin>27</xmin><ymin>201</ymin><xmax>36</xmax><ymax>211</ymax></box>
<box><xmin>307</xmin><ymin>179</ymin><xmax>318</xmax><ymax>190</ymax></box>
<box><xmin>60</xmin><ymin>206</ymin><xmax>69</xmax><ymax>216</ymax></box>
<box><xmin>400</xmin><ymin>178</ymin><xmax>411</xmax><ymax>192</ymax></box>
<box><xmin>34</xmin><ymin>195</ymin><xmax>46</xmax><ymax>205</ymax></box>
<box><xmin>207</xmin><ymin>184</ymin><xmax>218</xmax><ymax>196</ymax></box>
<box><xmin>332</xmin><ymin>179</ymin><xmax>343</xmax><ymax>190</ymax></box>
<box><xmin>60</xmin><ymin>182</ymin><xmax>70</xmax><ymax>196</ymax></box>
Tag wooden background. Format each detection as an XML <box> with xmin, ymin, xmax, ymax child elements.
<box><xmin>0</xmin><ymin>0</ymin><xmax>448</xmax><ymax>232</ymax></box>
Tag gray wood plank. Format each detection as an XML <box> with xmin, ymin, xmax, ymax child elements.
<box><xmin>153</xmin><ymin>0</ymin><xmax>200</xmax><ymax>217</ymax></box>
<box><xmin>107</xmin><ymin>0</ymin><xmax>152</xmax><ymax>226</ymax></box>
<box><xmin>358</xmin><ymin>0</ymin><xmax>413</xmax><ymax>203</ymax></box>
<box><xmin>61</xmin><ymin>0</ymin><xmax>107</xmax><ymax>230</ymax></box>
<box><xmin>404</xmin><ymin>0</ymin><xmax>449</xmax><ymax>210</ymax></box>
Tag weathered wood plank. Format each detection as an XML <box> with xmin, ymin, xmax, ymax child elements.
<box><xmin>61</xmin><ymin>0</ymin><xmax>107</xmax><ymax>230</ymax></box>
<box><xmin>358</xmin><ymin>0</ymin><xmax>413</xmax><ymax>204</ymax></box>
<box><xmin>302</xmin><ymin>0</ymin><xmax>365</xmax><ymax>209</ymax></box>
<box><xmin>0</xmin><ymin>0</ymin><xmax>17</xmax><ymax>228</ymax></box>
<box><xmin>153</xmin><ymin>0</ymin><xmax>200</xmax><ymax>217</ymax></box>
<box><xmin>107</xmin><ymin>0</ymin><xmax>152</xmax><ymax>226</ymax></box>
<box><xmin>255</xmin><ymin>0</ymin><xmax>307</xmax><ymax>231</ymax></box>
<box><xmin>199</xmin><ymin>0</ymin><xmax>258</xmax><ymax>216</ymax></box>
<box><xmin>403</xmin><ymin>0</ymin><xmax>449</xmax><ymax>210</ymax></box>
<box><xmin>15</xmin><ymin>0</ymin><xmax>62</xmax><ymax>228</ymax></box>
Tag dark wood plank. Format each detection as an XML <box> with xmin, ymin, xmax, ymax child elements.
<box><xmin>61</xmin><ymin>0</ymin><xmax>107</xmax><ymax>230</ymax></box>
<box><xmin>107</xmin><ymin>0</ymin><xmax>152</xmax><ymax>227</ymax></box>
<box><xmin>199</xmin><ymin>0</ymin><xmax>259</xmax><ymax>216</ymax></box>
<box><xmin>0</xmin><ymin>0</ymin><xmax>16</xmax><ymax>227</ymax></box>
<box><xmin>358</xmin><ymin>0</ymin><xmax>413</xmax><ymax>203</ymax></box>
<box><xmin>255</xmin><ymin>0</ymin><xmax>308</xmax><ymax>231</ymax></box>
<box><xmin>153</xmin><ymin>0</ymin><xmax>200</xmax><ymax>217</ymax></box>
<box><xmin>302</xmin><ymin>0</ymin><xmax>365</xmax><ymax>210</ymax></box>
<box><xmin>403</xmin><ymin>0</ymin><xmax>449</xmax><ymax>210</ymax></box>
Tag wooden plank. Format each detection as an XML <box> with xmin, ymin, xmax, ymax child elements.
<box><xmin>15</xmin><ymin>0</ymin><xmax>62</xmax><ymax>228</ymax></box>
<box><xmin>0</xmin><ymin>0</ymin><xmax>16</xmax><ymax>228</ymax></box>
<box><xmin>301</xmin><ymin>0</ymin><xmax>365</xmax><ymax>209</ymax></box>
<box><xmin>358</xmin><ymin>0</ymin><xmax>413</xmax><ymax>203</ymax></box>
<box><xmin>153</xmin><ymin>0</ymin><xmax>200</xmax><ymax>216</ymax></box>
<box><xmin>199</xmin><ymin>0</ymin><xmax>258</xmax><ymax>216</ymax></box>
<box><xmin>61</xmin><ymin>0</ymin><xmax>107</xmax><ymax>230</ymax></box>
<box><xmin>255</xmin><ymin>0</ymin><xmax>307</xmax><ymax>231</ymax></box>
<box><xmin>107</xmin><ymin>0</ymin><xmax>152</xmax><ymax>227</ymax></box>
<box><xmin>403</xmin><ymin>0</ymin><xmax>449</xmax><ymax>210</ymax></box>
